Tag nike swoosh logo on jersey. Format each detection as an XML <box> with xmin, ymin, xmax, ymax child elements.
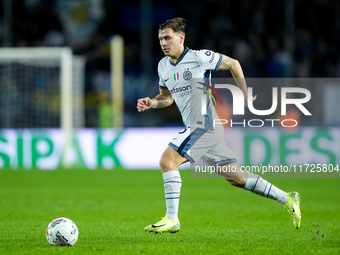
<box><xmin>164</xmin><ymin>78</ymin><xmax>170</xmax><ymax>82</ymax></box>
<box><xmin>152</xmin><ymin>223</ymin><xmax>167</xmax><ymax>228</ymax></box>
<box><xmin>291</xmin><ymin>205</ymin><xmax>295</xmax><ymax>213</ymax></box>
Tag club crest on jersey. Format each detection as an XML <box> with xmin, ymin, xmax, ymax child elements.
<box><xmin>183</xmin><ymin>69</ymin><xmax>192</xmax><ymax>81</ymax></box>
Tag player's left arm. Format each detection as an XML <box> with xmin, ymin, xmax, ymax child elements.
<box><xmin>219</xmin><ymin>54</ymin><xmax>256</xmax><ymax>107</ymax></box>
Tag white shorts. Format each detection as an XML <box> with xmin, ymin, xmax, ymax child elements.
<box><xmin>168</xmin><ymin>126</ymin><xmax>237</xmax><ymax>166</ymax></box>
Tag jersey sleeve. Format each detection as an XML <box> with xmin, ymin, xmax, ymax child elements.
<box><xmin>157</xmin><ymin>64</ymin><xmax>168</xmax><ymax>90</ymax></box>
<box><xmin>196</xmin><ymin>49</ymin><xmax>223</xmax><ymax>71</ymax></box>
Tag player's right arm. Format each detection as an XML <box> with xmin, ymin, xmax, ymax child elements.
<box><xmin>137</xmin><ymin>89</ymin><xmax>173</xmax><ymax>112</ymax></box>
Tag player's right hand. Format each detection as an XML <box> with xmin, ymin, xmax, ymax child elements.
<box><xmin>137</xmin><ymin>97</ymin><xmax>153</xmax><ymax>112</ymax></box>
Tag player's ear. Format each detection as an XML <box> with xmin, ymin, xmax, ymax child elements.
<box><xmin>180</xmin><ymin>34</ymin><xmax>185</xmax><ymax>44</ymax></box>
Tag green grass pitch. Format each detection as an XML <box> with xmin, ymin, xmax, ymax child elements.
<box><xmin>0</xmin><ymin>168</ymin><xmax>340</xmax><ymax>254</ymax></box>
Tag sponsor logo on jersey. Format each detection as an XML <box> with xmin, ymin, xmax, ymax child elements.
<box><xmin>170</xmin><ymin>85</ymin><xmax>192</xmax><ymax>95</ymax></box>
<box><xmin>209</xmin><ymin>53</ymin><xmax>215</xmax><ymax>63</ymax></box>
<box><xmin>205</xmin><ymin>51</ymin><xmax>211</xmax><ymax>56</ymax></box>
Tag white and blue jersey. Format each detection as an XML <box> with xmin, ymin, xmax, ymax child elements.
<box><xmin>158</xmin><ymin>46</ymin><xmax>222</xmax><ymax>130</ymax></box>
<box><xmin>157</xmin><ymin>47</ymin><xmax>237</xmax><ymax>165</ymax></box>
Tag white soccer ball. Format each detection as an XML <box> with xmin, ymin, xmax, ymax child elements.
<box><xmin>46</xmin><ymin>217</ymin><xmax>79</xmax><ymax>246</ymax></box>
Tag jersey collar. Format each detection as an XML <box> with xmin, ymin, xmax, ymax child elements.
<box><xmin>169</xmin><ymin>46</ymin><xmax>189</xmax><ymax>66</ymax></box>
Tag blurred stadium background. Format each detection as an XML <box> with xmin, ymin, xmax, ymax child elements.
<box><xmin>0</xmin><ymin>0</ymin><xmax>339</xmax><ymax>170</ymax></box>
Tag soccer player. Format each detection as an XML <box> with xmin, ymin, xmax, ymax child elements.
<box><xmin>137</xmin><ymin>17</ymin><xmax>301</xmax><ymax>233</ymax></box>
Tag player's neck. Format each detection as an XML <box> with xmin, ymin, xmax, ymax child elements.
<box><xmin>169</xmin><ymin>46</ymin><xmax>185</xmax><ymax>64</ymax></box>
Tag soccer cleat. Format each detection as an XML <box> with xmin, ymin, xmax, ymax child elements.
<box><xmin>144</xmin><ymin>216</ymin><xmax>180</xmax><ymax>234</ymax></box>
<box><xmin>284</xmin><ymin>191</ymin><xmax>301</xmax><ymax>229</ymax></box>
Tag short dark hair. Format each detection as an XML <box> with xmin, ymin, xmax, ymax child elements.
<box><xmin>159</xmin><ymin>17</ymin><xmax>187</xmax><ymax>34</ymax></box>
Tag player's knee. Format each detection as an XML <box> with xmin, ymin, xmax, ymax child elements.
<box><xmin>159</xmin><ymin>157</ymin><xmax>174</xmax><ymax>172</ymax></box>
<box><xmin>226</xmin><ymin>177</ymin><xmax>246</xmax><ymax>188</ymax></box>
<box><xmin>160</xmin><ymin>146</ymin><xmax>187</xmax><ymax>172</ymax></box>
<box><xmin>159</xmin><ymin>158</ymin><xmax>167</xmax><ymax>171</ymax></box>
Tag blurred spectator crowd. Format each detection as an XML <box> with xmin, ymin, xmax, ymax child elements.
<box><xmin>0</xmin><ymin>0</ymin><xmax>340</xmax><ymax>127</ymax></box>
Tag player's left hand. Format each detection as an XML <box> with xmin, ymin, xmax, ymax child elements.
<box><xmin>244</xmin><ymin>95</ymin><xmax>257</xmax><ymax>108</ymax></box>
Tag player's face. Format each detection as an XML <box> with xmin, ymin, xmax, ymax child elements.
<box><xmin>158</xmin><ymin>28</ymin><xmax>185</xmax><ymax>59</ymax></box>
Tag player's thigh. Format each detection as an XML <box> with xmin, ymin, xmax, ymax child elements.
<box><xmin>160</xmin><ymin>146</ymin><xmax>188</xmax><ymax>173</ymax></box>
<box><xmin>201</xmin><ymin>141</ymin><xmax>247</xmax><ymax>187</ymax></box>
<box><xmin>168</xmin><ymin>126</ymin><xmax>196</xmax><ymax>163</ymax></box>
<box><xmin>201</xmin><ymin>139</ymin><xmax>237</xmax><ymax>168</ymax></box>
<box><xmin>188</xmin><ymin>128</ymin><xmax>223</xmax><ymax>163</ymax></box>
